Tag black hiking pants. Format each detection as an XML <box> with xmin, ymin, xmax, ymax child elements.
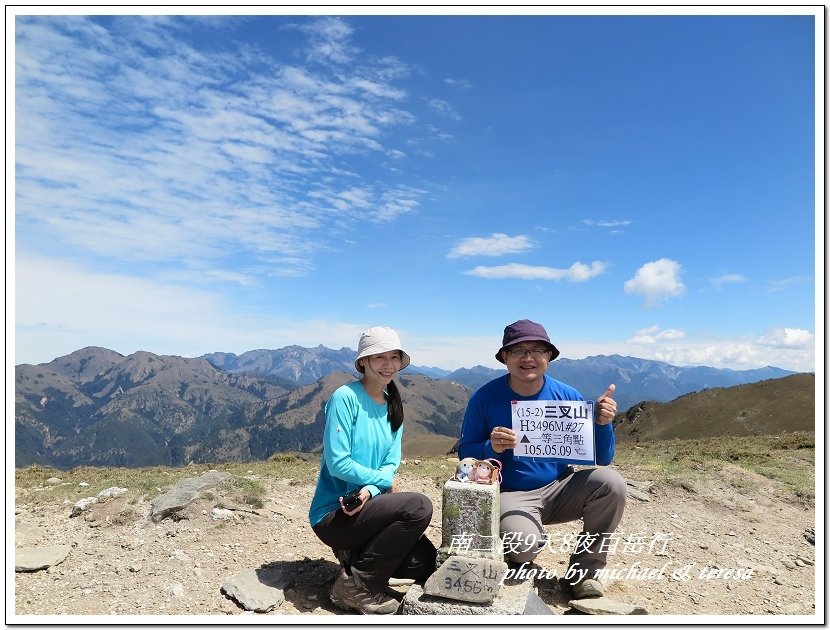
<box><xmin>312</xmin><ymin>491</ymin><xmax>437</xmax><ymax>594</ymax></box>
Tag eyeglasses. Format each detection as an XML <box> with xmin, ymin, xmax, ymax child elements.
<box><xmin>506</xmin><ymin>347</ymin><xmax>551</xmax><ymax>359</ymax></box>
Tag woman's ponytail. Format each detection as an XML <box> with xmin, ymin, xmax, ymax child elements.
<box><xmin>386</xmin><ymin>379</ymin><xmax>404</xmax><ymax>432</ymax></box>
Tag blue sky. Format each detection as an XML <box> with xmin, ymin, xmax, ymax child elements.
<box><xmin>11</xmin><ymin>8</ymin><xmax>821</xmax><ymax>373</ymax></box>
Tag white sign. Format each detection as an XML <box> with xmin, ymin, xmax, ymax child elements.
<box><xmin>511</xmin><ymin>400</ymin><xmax>595</xmax><ymax>465</ymax></box>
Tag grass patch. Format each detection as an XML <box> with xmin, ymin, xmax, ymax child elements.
<box><xmin>615</xmin><ymin>432</ymin><xmax>814</xmax><ymax>502</ymax></box>
<box><xmin>14</xmin><ymin>456</ymin><xmax>322</xmax><ymax>509</ymax></box>
<box><xmin>15</xmin><ymin>433</ymin><xmax>814</xmax><ymax>508</ymax></box>
<box><xmin>226</xmin><ymin>477</ymin><xmax>267</xmax><ymax>510</ymax></box>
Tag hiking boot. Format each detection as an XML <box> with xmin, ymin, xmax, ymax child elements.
<box><xmin>330</xmin><ymin>568</ymin><xmax>399</xmax><ymax>614</ymax></box>
<box><xmin>571</xmin><ymin>577</ymin><xmax>604</xmax><ymax>599</ymax></box>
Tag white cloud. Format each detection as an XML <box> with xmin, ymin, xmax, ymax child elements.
<box><xmin>609</xmin><ymin>325</ymin><xmax>815</xmax><ymax>372</ymax></box>
<box><xmin>400</xmin><ymin>333</ymin><xmax>501</xmax><ymax>371</ymax></box>
<box><xmin>14</xmin><ymin>254</ymin><xmax>372</xmax><ymax>365</ymax></box>
<box><xmin>296</xmin><ymin>16</ymin><xmax>357</xmax><ymax>65</ymax></box>
<box><xmin>627</xmin><ymin>325</ymin><xmax>685</xmax><ymax>345</ymax></box>
<box><xmin>14</xmin><ymin>254</ymin><xmax>817</xmax><ymax>376</ymax></box>
<box><xmin>765</xmin><ymin>276</ymin><xmax>812</xmax><ymax>293</ymax></box>
<box><xmin>427</xmin><ymin>97</ymin><xmax>462</xmax><ymax>121</ymax></box>
<box><xmin>14</xmin><ymin>16</ymin><xmax>430</xmax><ymax>280</ymax></box>
<box><xmin>448</xmin><ymin>233</ymin><xmax>534</xmax><ymax>259</ymax></box>
<box><xmin>624</xmin><ymin>258</ymin><xmax>685</xmax><ymax>307</ymax></box>
<box><xmin>373</xmin><ymin>185</ymin><xmax>425</xmax><ymax>221</ymax></box>
<box><xmin>583</xmin><ymin>219</ymin><xmax>632</xmax><ymax>229</ymax></box>
<box><xmin>759</xmin><ymin>327</ymin><xmax>814</xmax><ymax>349</ymax></box>
<box><xmin>465</xmin><ymin>261</ymin><xmax>608</xmax><ymax>282</ymax></box>
<box><xmin>443</xmin><ymin>77</ymin><xmax>472</xmax><ymax>90</ymax></box>
<box><xmin>709</xmin><ymin>273</ymin><xmax>748</xmax><ymax>289</ymax></box>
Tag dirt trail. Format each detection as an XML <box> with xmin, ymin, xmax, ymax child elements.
<box><xmin>13</xmin><ymin>460</ymin><xmax>816</xmax><ymax>618</ymax></box>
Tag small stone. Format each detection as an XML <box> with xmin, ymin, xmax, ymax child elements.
<box><xmin>626</xmin><ymin>488</ymin><xmax>652</xmax><ymax>502</ymax></box>
<box><xmin>97</xmin><ymin>487</ymin><xmax>128</xmax><ymax>499</ymax></box>
<box><xmin>569</xmin><ymin>597</ymin><xmax>648</xmax><ymax>615</ymax></box>
<box><xmin>70</xmin><ymin>497</ymin><xmax>98</xmax><ymax>517</ymax></box>
<box><xmin>15</xmin><ymin>545</ymin><xmax>72</xmax><ymax>572</ymax></box>
<box><xmin>46</xmin><ymin>477</ymin><xmax>62</xmax><ymax>485</ymax></box>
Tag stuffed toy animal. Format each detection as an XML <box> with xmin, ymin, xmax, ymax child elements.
<box><xmin>473</xmin><ymin>459</ymin><xmax>495</xmax><ymax>483</ymax></box>
<box><xmin>473</xmin><ymin>458</ymin><xmax>503</xmax><ymax>484</ymax></box>
<box><xmin>454</xmin><ymin>457</ymin><xmax>477</xmax><ymax>482</ymax></box>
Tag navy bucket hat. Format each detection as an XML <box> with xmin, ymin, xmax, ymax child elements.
<box><xmin>495</xmin><ymin>319</ymin><xmax>560</xmax><ymax>363</ymax></box>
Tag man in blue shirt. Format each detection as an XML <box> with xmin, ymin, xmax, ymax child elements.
<box><xmin>458</xmin><ymin>319</ymin><xmax>626</xmax><ymax>598</ymax></box>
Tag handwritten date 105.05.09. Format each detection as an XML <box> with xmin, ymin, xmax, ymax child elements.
<box><xmin>518</xmin><ymin>443</ymin><xmax>573</xmax><ymax>457</ymax></box>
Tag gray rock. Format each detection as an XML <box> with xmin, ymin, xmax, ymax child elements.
<box><xmin>401</xmin><ymin>580</ymin><xmax>533</xmax><ymax>615</ymax></box>
<box><xmin>568</xmin><ymin>596</ymin><xmax>648</xmax><ymax>615</ymax></box>
<box><xmin>150</xmin><ymin>471</ymin><xmax>232</xmax><ymax>523</ymax></box>
<box><xmin>626</xmin><ymin>487</ymin><xmax>652</xmax><ymax>502</ymax></box>
<box><xmin>524</xmin><ymin>589</ymin><xmax>556</xmax><ymax>614</ymax></box>
<box><xmin>70</xmin><ymin>497</ymin><xmax>98</xmax><ymax>517</ymax></box>
<box><xmin>221</xmin><ymin>566</ymin><xmax>294</xmax><ymax>613</ymax></box>
<box><xmin>97</xmin><ymin>486</ymin><xmax>128</xmax><ymax>499</ymax></box>
<box><xmin>46</xmin><ymin>477</ymin><xmax>62</xmax><ymax>485</ymax></box>
<box><xmin>423</xmin><ymin>556</ymin><xmax>507</xmax><ymax>603</ymax></box>
<box><xmin>15</xmin><ymin>545</ymin><xmax>72</xmax><ymax>572</ymax></box>
<box><xmin>211</xmin><ymin>508</ymin><xmax>236</xmax><ymax>520</ymax></box>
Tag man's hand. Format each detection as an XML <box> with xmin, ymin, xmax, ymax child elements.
<box><xmin>595</xmin><ymin>384</ymin><xmax>617</xmax><ymax>425</ymax></box>
<box><xmin>490</xmin><ymin>426</ymin><xmax>517</xmax><ymax>454</ymax></box>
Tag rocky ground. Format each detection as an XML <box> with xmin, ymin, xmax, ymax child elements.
<box><xmin>13</xmin><ymin>458</ymin><xmax>818</xmax><ymax>620</ymax></box>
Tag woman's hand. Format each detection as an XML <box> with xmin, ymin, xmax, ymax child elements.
<box><xmin>340</xmin><ymin>488</ymin><xmax>370</xmax><ymax>515</ymax></box>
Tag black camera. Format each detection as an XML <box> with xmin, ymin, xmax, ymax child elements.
<box><xmin>341</xmin><ymin>489</ymin><xmax>362</xmax><ymax>511</ymax></box>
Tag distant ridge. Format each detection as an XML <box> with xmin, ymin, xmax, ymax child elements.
<box><xmin>15</xmin><ymin>348</ymin><xmax>468</xmax><ymax>469</ymax></box>
<box><xmin>15</xmin><ymin>345</ymin><xmax>804</xmax><ymax>469</ymax></box>
<box><xmin>201</xmin><ymin>347</ymin><xmax>797</xmax><ymax>412</ymax></box>
<box><xmin>614</xmin><ymin>373</ymin><xmax>815</xmax><ymax>441</ymax></box>
<box><xmin>202</xmin><ymin>345</ymin><xmax>356</xmax><ymax>385</ymax></box>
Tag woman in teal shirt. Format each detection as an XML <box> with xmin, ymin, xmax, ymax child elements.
<box><xmin>309</xmin><ymin>327</ymin><xmax>436</xmax><ymax>614</ymax></box>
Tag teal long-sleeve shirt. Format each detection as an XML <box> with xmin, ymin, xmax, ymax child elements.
<box><xmin>308</xmin><ymin>381</ymin><xmax>402</xmax><ymax>526</ymax></box>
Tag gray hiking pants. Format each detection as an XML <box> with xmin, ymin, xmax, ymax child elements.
<box><xmin>499</xmin><ymin>466</ymin><xmax>627</xmax><ymax>575</ymax></box>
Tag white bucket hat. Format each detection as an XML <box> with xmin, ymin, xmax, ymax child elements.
<box><xmin>354</xmin><ymin>326</ymin><xmax>411</xmax><ymax>372</ymax></box>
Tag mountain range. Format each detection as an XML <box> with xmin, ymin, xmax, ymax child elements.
<box><xmin>201</xmin><ymin>346</ymin><xmax>795</xmax><ymax>412</ymax></box>
<box><xmin>15</xmin><ymin>345</ymin><xmax>802</xmax><ymax>469</ymax></box>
